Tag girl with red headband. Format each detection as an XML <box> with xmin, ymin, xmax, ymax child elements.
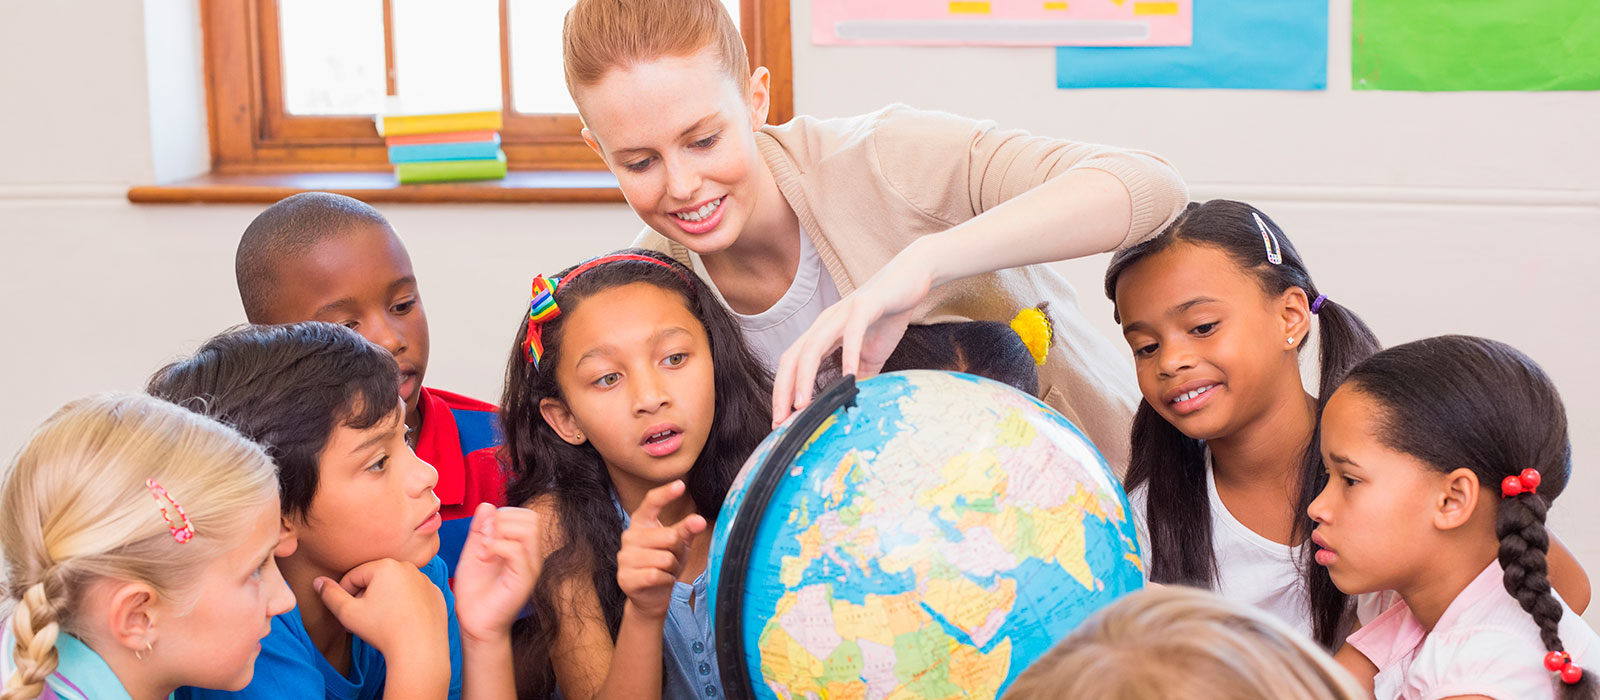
<box><xmin>496</xmin><ymin>249</ymin><xmax>772</xmax><ymax>700</ymax></box>
<box><xmin>1309</xmin><ymin>335</ymin><xmax>1599</xmax><ymax>699</ymax></box>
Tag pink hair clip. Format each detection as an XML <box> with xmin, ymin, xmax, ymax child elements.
<box><xmin>146</xmin><ymin>478</ymin><xmax>195</xmax><ymax>543</ymax></box>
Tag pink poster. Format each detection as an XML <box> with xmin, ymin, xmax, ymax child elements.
<box><xmin>813</xmin><ymin>0</ymin><xmax>1192</xmax><ymax>46</ymax></box>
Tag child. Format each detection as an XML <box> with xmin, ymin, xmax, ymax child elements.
<box><xmin>1310</xmin><ymin>336</ymin><xmax>1600</xmax><ymax>700</ymax></box>
<box><xmin>879</xmin><ymin>306</ymin><xmax>1056</xmax><ymax>396</ymax></box>
<box><xmin>2</xmin><ymin>393</ymin><xmax>293</xmax><ymax>700</ymax></box>
<box><xmin>1105</xmin><ymin>199</ymin><xmax>1383</xmax><ymax>643</ymax></box>
<box><xmin>235</xmin><ymin>192</ymin><xmax>506</xmax><ymax>575</ymax></box>
<box><xmin>1003</xmin><ymin>586</ymin><xmax>1367</xmax><ymax>700</ymax></box>
<box><xmin>1109</xmin><ymin>200</ymin><xmax>1589</xmax><ymax>648</ymax></box>
<box><xmin>151</xmin><ymin>322</ymin><xmax>540</xmax><ymax>700</ymax></box>
<box><xmin>498</xmin><ymin>250</ymin><xmax>771</xmax><ymax>700</ymax></box>
<box><xmin>560</xmin><ymin>0</ymin><xmax>1189</xmax><ymax>471</ymax></box>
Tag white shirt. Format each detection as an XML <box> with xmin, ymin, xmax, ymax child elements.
<box><xmin>689</xmin><ymin>228</ymin><xmax>842</xmax><ymax>371</ymax></box>
<box><xmin>1130</xmin><ymin>450</ymin><xmax>1313</xmax><ymax>637</ymax></box>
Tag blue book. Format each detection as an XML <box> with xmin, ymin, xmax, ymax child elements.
<box><xmin>388</xmin><ymin>136</ymin><xmax>503</xmax><ymax>163</ymax></box>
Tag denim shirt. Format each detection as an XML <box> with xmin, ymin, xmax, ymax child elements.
<box><xmin>615</xmin><ymin>495</ymin><xmax>724</xmax><ymax>700</ymax></box>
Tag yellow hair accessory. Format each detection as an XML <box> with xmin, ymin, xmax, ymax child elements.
<box><xmin>1011</xmin><ymin>306</ymin><xmax>1053</xmax><ymax>366</ymax></box>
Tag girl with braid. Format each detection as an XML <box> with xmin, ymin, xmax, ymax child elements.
<box><xmin>1</xmin><ymin>394</ymin><xmax>294</xmax><ymax>700</ymax></box>
<box><xmin>1309</xmin><ymin>335</ymin><xmax>1599</xmax><ymax>699</ymax></box>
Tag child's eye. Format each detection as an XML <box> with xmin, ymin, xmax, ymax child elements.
<box><xmin>367</xmin><ymin>456</ymin><xmax>388</xmax><ymax>473</ymax></box>
<box><xmin>342</xmin><ymin>321</ymin><xmax>360</xmax><ymax>330</ymax></box>
<box><xmin>1343</xmin><ymin>476</ymin><xmax>1359</xmax><ymax>487</ymax></box>
<box><xmin>664</xmin><ymin>353</ymin><xmax>688</xmax><ymax>367</ymax></box>
<box><xmin>1192</xmin><ymin>322</ymin><xmax>1218</xmax><ymax>335</ymax></box>
<box><xmin>595</xmin><ymin>373</ymin><xmax>621</xmax><ymax>388</ymax></box>
<box><xmin>691</xmin><ymin>133</ymin><xmax>720</xmax><ymax>149</ymax></box>
<box><xmin>392</xmin><ymin>299</ymin><xmax>415</xmax><ymax>315</ymax></box>
<box><xmin>624</xmin><ymin>157</ymin><xmax>654</xmax><ymax>173</ymax></box>
<box><xmin>1133</xmin><ymin>343</ymin><xmax>1158</xmax><ymax>358</ymax></box>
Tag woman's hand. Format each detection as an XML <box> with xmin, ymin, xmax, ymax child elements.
<box><xmin>771</xmin><ymin>241</ymin><xmax>936</xmax><ymax>425</ymax></box>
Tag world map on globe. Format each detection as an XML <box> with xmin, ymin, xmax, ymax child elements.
<box><xmin>709</xmin><ymin>370</ymin><xmax>1145</xmax><ymax>700</ymax></box>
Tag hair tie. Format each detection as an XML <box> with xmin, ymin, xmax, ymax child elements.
<box><xmin>1545</xmin><ymin>651</ymin><xmax>1584</xmax><ymax>684</ymax></box>
<box><xmin>146</xmin><ymin>478</ymin><xmax>194</xmax><ymax>543</ymax></box>
<box><xmin>520</xmin><ymin>253</ymin><xmax>693</xmax><ymax>367</ymax></box>
<box><xmin>1501</xmin><ymin>468</ymin><xmax>1542</xmax><ymax>498</ymax></box>
<box><xmin>1310</xmin><ymin>294</ymin><xmax>1328</xmax><ymax>315</ymax></box>
<box><xmin>1253</xmin><ymin>212</ymin><xmax>1284</xmax><ymax>265</ymax></box>
<box><xmin>1010</xmin><ymin>306</ymin><xmax>1054</xmax><ymax>366</ymax></box>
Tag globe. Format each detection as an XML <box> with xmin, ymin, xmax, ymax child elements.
<box><xmin>708</xmin><ymin>370</ymin><xmax>1144</xmax><ymax>700</ymax></box>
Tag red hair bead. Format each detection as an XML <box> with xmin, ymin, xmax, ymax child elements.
<box><xmin>1503</xmin><ymin>475</ymin><xmax>1525</xmax><ymax>498</ymax></box>
<box><xmin>1561</xmin><ymin>664</ymin><xmax>1584</xmax><ymax>685</ymax></box>
<box><xmin>1547</xmin><ymin>651</ymin><xmax>1571</xmax><ymax>671</ymax></box>
<box><xmin>1520</xmin><ymin>468</ymin><xmax>1542</xmax><ymax>492</ymax></box>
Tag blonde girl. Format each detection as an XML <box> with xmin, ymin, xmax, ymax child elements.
<box><xmin>1</xmin><ymin>394</ymin><xmax>293</xmax><ymax>700</ymax></box>
<box><xmin>1003</xmin><ymin>586</ymin><xmax>1366</xmax><ymax>700</ymax></box>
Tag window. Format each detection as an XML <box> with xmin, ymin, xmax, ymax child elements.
<box><xmin>201</xmin><ymin>0</ymin><xmax>793</xmax><ymax>175</ymax></box>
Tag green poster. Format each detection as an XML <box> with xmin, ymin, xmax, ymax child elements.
<box><xmin>1353</xmin><ymin>0</ymin><xmax>1600</xmax><ymax>91</ymax></box>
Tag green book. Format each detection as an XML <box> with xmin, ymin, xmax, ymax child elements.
<box><xmin>395</xmin><ymin>152</ymin><xmax>507</xmax><ymax>184</ymax></box>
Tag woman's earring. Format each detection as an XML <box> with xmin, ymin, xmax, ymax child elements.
<box><xmin>1288</xmin><ymin>336</ymin><xmax>1296</xmax><ymax>345</ymax></box>
<box><xmin>135</xmin><ymin>640</ymin><xmax>153</xmax><ymax>661</ymax></box>
<box><xmin>574</xmin><ymin>431</ymin><xmax>584</xmax><ymax>443</ymax></box>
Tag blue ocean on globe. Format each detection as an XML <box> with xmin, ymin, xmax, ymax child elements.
<box><xmin>708</xmin><ymin>370</ymin><xmax>1144</xmax><ymax>700</ymax></box>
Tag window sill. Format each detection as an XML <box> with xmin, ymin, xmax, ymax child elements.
<box><xmin>126</xmin><ymin>170</ymin><xmax>626</xmax><ymax>204</ymax></box>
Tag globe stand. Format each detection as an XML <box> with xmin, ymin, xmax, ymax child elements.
<box><xmin>714</xmin><ymin>374</ymin><xmax>860</xmax><ymax>700</ymax></box>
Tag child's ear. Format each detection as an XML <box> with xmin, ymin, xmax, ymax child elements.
<box><xmin>1278</xmin><ymin>286</ymin><xmax>1313</xmax><ymax>350</ymax></box>
<box><xmin>1433</xmin><ymin>467</ymin><xmax>1481</xmax><ymax>531</ymax></box>
<box><xmin>276</xmin><ymin>517</ymin><xmax>300</xmax><ymax>558</ymax></box>
<box><xmin>105</xmin><ymin>582</ymin><xmax>160</xmax><ymax>654</ymax></box>
<box><xmin>539</xmin><ymin>397</ymin><xmax>587</xmax><ymax>445</ymax></box>
<box><xmin>747</xmin><ymin>66</ymin><xmax>771</xmax><ymax>129</ymax></box>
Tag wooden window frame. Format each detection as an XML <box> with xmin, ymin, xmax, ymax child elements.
<box><xmin>199</xmin><ymin>0</ymin><xmax>793</xmax><ymax>176</ymax></box>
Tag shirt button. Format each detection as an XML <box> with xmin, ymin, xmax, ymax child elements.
<box><xmin>704</xmin><ymin>686</ymin><xmax>717</xmax><ymax>697</ymax></box>
<box><xmin>699</xmin><ymin>663</ymin><xmax>711</xmax><ymax>676</ymax></box>
<box><xmin>692</xmin><ymin>641</ymin><xmax>704</xmax><ymax>654</ymax></box>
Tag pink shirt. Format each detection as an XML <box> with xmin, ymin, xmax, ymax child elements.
<box><xmin>1349</xmin><ymin>560</ymin><xmax>1598</xmax><ymax>700</ymax></box>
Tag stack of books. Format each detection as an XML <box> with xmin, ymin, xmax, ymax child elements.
<box><xmin>376</xmin><ymin>109</ymin><xmax>507</xmax><ymax>184</ymax></box>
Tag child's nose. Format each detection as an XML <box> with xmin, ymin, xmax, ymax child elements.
<box><xmin>363</xmin><ymin>314</ymin><xmax>407</xmax><ymax>357</ymax></box>
<box><xmin>632</xmin><ymin>371</ymin><xmax>671</xmax><ymax>414</ymax></box>
<box><xmin>264</xmin><ymin>560</ymin><xmax>295</xmax><ymax>617</ymax></box>
<box><xmin>405</xmin><ymin>448</ymin><xmax>440</xmax><ymax>496</ymax></box>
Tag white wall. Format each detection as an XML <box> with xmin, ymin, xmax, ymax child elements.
<box><xmin>2</xmin><ymin>0</ymin><xmax>1598</xmax><ymax>618</ymax></box>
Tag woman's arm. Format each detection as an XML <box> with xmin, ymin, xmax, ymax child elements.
<box><xmin>772</xmin><ymin>168</ymin><xmax>1143</xmax><ymax>422</ymax></box>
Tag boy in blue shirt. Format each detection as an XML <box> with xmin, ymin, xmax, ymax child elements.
<box><xmin>151</xmin><ymin>322</ymin><xmax>538</xmax><ymax>700</ymax></box>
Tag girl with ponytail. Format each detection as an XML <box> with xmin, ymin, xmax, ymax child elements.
<box><xmin>1</xmin><ymin>394</ymin><xmax>293</xmax><ymax>700</ymax></box>
<box><xmin>1309</xmin><ymin>335</ymin><xmax>1598</xmax><ymax>699</ymax></box>
<box><xmin>1104</xmin><ymin>199</ymin><xmax>1381</xmax><ymax>640</ymax></box>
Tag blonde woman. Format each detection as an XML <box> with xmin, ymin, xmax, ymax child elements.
<box><xmin>1</xmin><ymin>394</ymin><xmax>293</xmax><ymax>700</ymax></box>
<box><xmin>1004</xmin><ymin>586</ymin><xmax>1366</xmax><ymax>700</ymax></box>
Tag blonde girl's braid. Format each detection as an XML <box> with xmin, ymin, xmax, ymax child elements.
<box><xmin>2</xmin><ymin>583</ymin><xmax>62</xmax><ymax>700</ymax></box>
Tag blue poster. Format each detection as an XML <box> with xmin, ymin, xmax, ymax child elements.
<box><xmin>1056</xmin><ymin>1</ymin><xmax>1328</xmax><ymax>90</ymax></box>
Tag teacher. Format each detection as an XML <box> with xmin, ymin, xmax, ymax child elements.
<box><xmin>562</xmin><ymin>0</ymin><xmax>1187</xmax><ymax>471</ymax></box>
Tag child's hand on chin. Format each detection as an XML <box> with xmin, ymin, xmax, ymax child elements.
<box><xmin>453</xmin><ymin>502</ymin><xmax>548</xmax><ymax>643</ymax></box>
<box><xmin>618</xmin><ymin>480</ymin><xmax>706</xmax><ymax>621</ymax></box>
<box><xmin>314</xmin><ymin>558</ymin><xmax>450</xmax><ymax>686</ymax></box>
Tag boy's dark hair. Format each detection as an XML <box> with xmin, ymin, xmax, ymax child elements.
<box><xmin>1332</xmin><ymin>335</ymin><xmax>1594</xmax><ymax>699</ymax></box>
<box><xmin>1102</xmin><ymin>200</ymin><xmax>1381</xmax><ymax>648</ymax></box>
<box><xmin>881</xmin><ymin>320</ymin><xmax>1041</xmax><ymax>396</ymax></box>
<box><xmin>235</xmin><ymin>192</ymin><xmax>394</xmax><ymax>322</ymax></box>
<box><xmin>146</xmin><ymin>322</ymin><xmax>401</xmax><ymax>520</ymax></box>
<box><xmin>498</xmin><ymin>248</ymin><xmax>772</xmax><ymax>698</ymax></box>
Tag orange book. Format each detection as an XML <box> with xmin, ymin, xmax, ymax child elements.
<box><xmin>386</xmin><ymin>130</ymin><xmax>500</xmax><ymax>146</ymax></box>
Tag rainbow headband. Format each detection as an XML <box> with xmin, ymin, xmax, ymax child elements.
<box><xmin>521</xmin><ymin>253</ymin><xmax>692</xmax><ymax>367</ymax></box>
